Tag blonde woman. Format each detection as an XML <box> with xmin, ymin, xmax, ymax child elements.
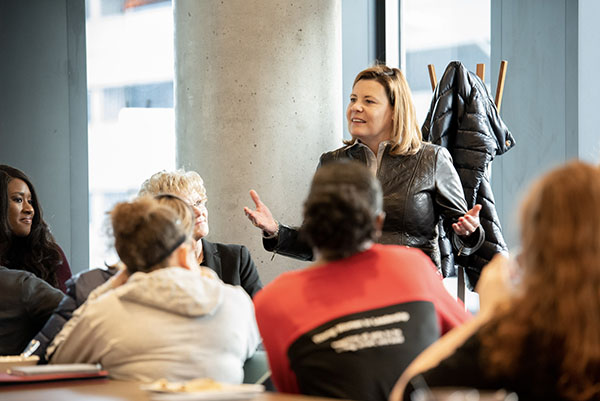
<box><xmin>50</xmin><ymin>195</ymin><xmax>260</xmax><ymax>383</ymax></box>
<box><xmin>246</xmin><ymin>65</ymin><xmax>483</xmax><ymax>275</ymax></box>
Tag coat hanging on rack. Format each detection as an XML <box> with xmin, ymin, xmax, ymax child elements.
<box><xmin>422</xmin><ymin>61</ymin><xmax>515</xmax><ymax>289</ymax></box>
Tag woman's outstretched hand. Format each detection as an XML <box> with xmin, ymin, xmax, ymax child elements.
<box><xmin>452</xmin><ymin>204</ymin><xmax>481</xmax><ymax>237</ymax></box>
<box><xmin>244</xmin><ymin>190</ymin><xmax>279</xmax><ymax>235</ymax></box>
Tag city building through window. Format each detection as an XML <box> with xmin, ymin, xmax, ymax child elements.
<box><xmin>86</xmin><ymin>0</ymin><xmax>175</xmax><ymax>267</ymax></box>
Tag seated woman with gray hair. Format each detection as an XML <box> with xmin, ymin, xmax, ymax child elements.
<box><xmin>48</xmin><ymin>194</ymin><xmax>260</xmax><ymax>383</ymax></box>
<box><xmin>139</xmin><ymin>169</ymin><xmax>262</xmax><ymax>298</ymax></box>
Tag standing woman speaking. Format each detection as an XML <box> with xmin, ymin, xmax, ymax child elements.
<box><xmin>0</xmin><ymin>165</ymin><xmax>72</xmax><ymax>292</ymax></box>
<box><xmin>245</xmin><ymin>65</ymin><xmax>484</xmax><ymax>271</ymax></box>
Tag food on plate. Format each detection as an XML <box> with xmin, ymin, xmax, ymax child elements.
<box><xmin>183</xmin><ymin>378</ymin><xmax>223</xmax><ymax>392</ymax></box>
<box><xmin>148</xmin><ymin>377</ymin><xmax>223</xmax><ymax>393</ymax></box>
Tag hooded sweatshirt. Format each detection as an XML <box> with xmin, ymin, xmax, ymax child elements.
<box><xmin>49</xmin><ymin>267</ymin><xmax>260</xmax><ymax>383</ymax></box>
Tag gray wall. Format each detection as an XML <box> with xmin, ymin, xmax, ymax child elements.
<box><xmin>491</xmin><ymin>0</ymin><xmax>600</xmax><ymax>248</ymax></box>
<box><xmin>0</xmin><ymin>0</ymin><xmax>89</xmax><ymax>272</ymax></box>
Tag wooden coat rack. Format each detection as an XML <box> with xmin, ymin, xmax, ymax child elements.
<box><xmin>426</xmin><ymin>61</ymin><xmax>508</xmax><ymax>306</ymax></box>
<box><xmin>427</xmin><ymin>61</ymin><xmax>508</xmax><ymax>111</ymax></box>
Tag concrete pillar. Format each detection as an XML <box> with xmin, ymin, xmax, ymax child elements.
<box><xmin>174</xmin><ymin>0</ymin><xmax>343</xmax><ymax>283</ymax></box>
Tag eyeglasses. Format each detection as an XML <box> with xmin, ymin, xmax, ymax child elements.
<box><xmin>189</xmin><ymin>199</ymin><xmax>207</xmax><ymax>209</ymax></box>
<box><xmin>154</xmin><ymin>193</ymin><xmax>207</xmax><ymax>209</ymax></box>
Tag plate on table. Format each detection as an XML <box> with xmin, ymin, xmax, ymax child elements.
<box><xmin>0</xmin><ymin>356</ymin><xmax>39</xmax><ymax>373</ymax></box>
<box><xmin>141</xmin><ymin>378</ymin><xmax>265</xmax><ymax>400</ymax></box>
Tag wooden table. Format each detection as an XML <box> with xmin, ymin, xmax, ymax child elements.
<box><xmin>0</xmin><ymin>378</ymin><xmax>342</xmax><ymax>401</ymax></box>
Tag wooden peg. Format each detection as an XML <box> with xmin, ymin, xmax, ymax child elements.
<box><xmin>495</xmin><ymin>60</ymin><xmax>508</xmax><ymax>112</ymax></box>
<box><xmin>428</xmin><ymin>64</ymin><xmax>437</xmax><ymax>92</ymax></box>
<box><xmin>476</xmin><ymin>63</ymin><xmax>485</xmax><ymax>83</ymax></box>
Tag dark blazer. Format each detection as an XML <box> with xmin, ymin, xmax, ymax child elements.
<box><xmin>201</xmin><ymin>239</ymin><xmax>263</xmax><ymax>298</ymax></box>
<box><xmin>0</xmin><ymin>266</ymin><xmax>63</xmax><ymax>355</ymax></box>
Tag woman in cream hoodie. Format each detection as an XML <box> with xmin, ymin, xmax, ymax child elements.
<box><xmin>49</xmin><ymin>195</ymin><xmax>260</xmax><ymax>383</ymax></box>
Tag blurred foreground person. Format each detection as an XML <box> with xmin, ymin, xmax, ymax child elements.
<box><xmin>49</xmin><ymin>195</ymin><xmax>260</xmax><ymax>383</ymax></box>
<box><xmin>32</xmin><ymin>168</ymin><xmax>263</xmax><ymax>363</ymax></box>
<box><xmin>391</xmin><ymin>161</ymin><xmax>600</xmax><ymax>401</ymax></box>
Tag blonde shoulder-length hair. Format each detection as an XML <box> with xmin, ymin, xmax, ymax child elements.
<box><xmin>343</xmin><ymin>64</ymin><xmax>422</xmax><ymax>156</ymax></box>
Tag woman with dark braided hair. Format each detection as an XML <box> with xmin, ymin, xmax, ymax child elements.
<box><xmin>0</xmin><ymin>165</ymin><xmax>71</xmax><ymax>292</ymax></box>
<box><xmin>254</xmin><ymin>160</ymin><xmax>470</xmax><ymax>401</ymax></box>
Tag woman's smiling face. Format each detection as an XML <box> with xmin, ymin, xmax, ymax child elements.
<box><xmin>346</xmin><ymin>79</ymin><xmax>394</xmax><ymax>147</ymax></box>
<box><xmin>7</xmin><ymin>178</ymin><xmax>35</xmax><ymax>237</ymax></box>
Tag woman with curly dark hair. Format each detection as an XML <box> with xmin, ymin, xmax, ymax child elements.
<box><xmin>0</xmin><ymin>165</ymin><xmax>71</xmax><ymax>292</ymax></box>
<box><xmin>253</xmin><ymin>160</ymin><xmax>470</xmax><ymax>401</ymax></box>
<box><xmin>390</xmin><ymin>161</ymin><xmax>600</xmax><ymax>401</ymax></box>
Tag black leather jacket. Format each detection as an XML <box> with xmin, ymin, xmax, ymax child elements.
<box><xmin>264</xmin><ymin>141</ymin><xmax>484</xmax><ymax>269</ymax></box>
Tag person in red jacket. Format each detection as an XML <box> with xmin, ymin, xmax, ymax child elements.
<box><xmin>0</xmin><ymin>165</ymin><xmax>71</xmax><ymax>292</ymax></box>
<box><xmin>253</xmin><ymin>160</ymin><xmax>470</xmax><ymax>401</ymax></box>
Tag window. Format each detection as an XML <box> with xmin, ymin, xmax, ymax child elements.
<box><xmin>402</xmin><ymin>0</ymin><xmax>491</xmax><ymax>125</ymax></box>
<box><xmin>401</xmin><ymin>0</ymin><xmax>490</xmax><ymax>311</ymax></box>
<box><xmin>100</xmin><ymin>82</ymin><xmax>173</xmax><ymax>121</ymax></box>
<box><xmin>86</xmin><ymin>0</ymin><xmax>175</xmax><ymax>267</ymax></box>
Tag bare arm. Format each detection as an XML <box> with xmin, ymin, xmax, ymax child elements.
<box><xmin>389</xmin><ymin>254</ymin><xmax>512</xmax><ymax>401</ymax></box>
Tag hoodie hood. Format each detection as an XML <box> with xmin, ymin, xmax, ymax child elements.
<box><xmin>115</xmin><ymin>267</ymin><xmax>224</xmax><ymax>317</ymax></box>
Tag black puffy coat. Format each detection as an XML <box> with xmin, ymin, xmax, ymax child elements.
<box><xmin>422</xmin><ymin>61</ymin><xmax>515</xmax><ymax>289</ymax></box>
